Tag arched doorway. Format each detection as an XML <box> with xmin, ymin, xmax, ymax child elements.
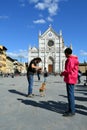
<box><xmin>48</xmin><ymin>56</ymin><xmax>54</xmax><ymax>73</ymax></box>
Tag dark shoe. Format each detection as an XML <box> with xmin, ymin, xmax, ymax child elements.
<box><xmin>63</xmin><ymin>112</ymin><xmax>75</xmax><ymax>117</ymax></box>
<box><xmin>64</xmin><ymin>110</ymin><xmax>70</xmax><ymax>114</ymax></box>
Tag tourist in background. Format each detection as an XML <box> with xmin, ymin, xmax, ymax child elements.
<box><xmin>37</xmin><ymin>69</ymin><xmax>41</xmax><ymax>80</ymax></box>
<box><xmin>78</xmin><ymin>70</ymin><xmax>82</xmax><ymax>84</ymax></box>
<box><xmin>43</xmin><ymin>67</ymin><xmax>48</xmax><ymax>83</ymax></box>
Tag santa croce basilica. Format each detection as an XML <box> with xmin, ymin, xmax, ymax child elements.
<box><xmin>28</xmin><ymin>25</ymin><xmax>72</xmax><ymax>73</ymax></box>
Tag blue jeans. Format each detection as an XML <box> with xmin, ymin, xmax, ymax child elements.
<box><xmin>66</xmin><ymin>83</ymin><xmax>75</xmax><ymax>113</ymax></box>
<box><xmin>44</xmin><ymin>77</ymin><xmax>47</xmax><ymax>83</ymax></box>
<box><xmin>27</xmin><ymin>74</ymin><xmax>34</xmax><ymax>95</ymax></box>
<box><xmin>37</xmin><ymin>73</ymin><xmax>40</xmax><ymax>80</ymax></box>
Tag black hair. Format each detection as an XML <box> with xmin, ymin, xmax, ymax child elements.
<box><xmin>64</xmin><ymin>48</ymin><xmax>72</xmax><ymax>55</ymax></box>
<box><xmin>33</xmin><ymin>57</ymin><xmax>42</xmax><ymax>62</ymax></box>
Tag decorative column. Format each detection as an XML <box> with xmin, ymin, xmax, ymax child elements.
<box><xmin>59</xmin><ymin>30</ymin><xmax>62</xmax><ymax>73</ymax></box>
<box><xmin>44</xmin><ymin>39</ymin><xmax>46</xmax><ymax>68</ymax></box>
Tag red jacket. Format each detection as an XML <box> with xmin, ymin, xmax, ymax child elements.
<box><xmin>61</xmin><ymin>55</ymin><xmax>79</xmax><ymax>84</ymax></box>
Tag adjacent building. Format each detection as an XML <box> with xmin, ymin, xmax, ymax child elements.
<box><xmin>0</xmin><ymin>45</ymin><xmax>7</xmax><ymax>73</ymax></box>
<box><xmin>0</xmin><ymin>45</ymin><xmax>27</xmax><ymax>75</ymax></box>
<box><xmin>6</xmin><ymin>56</ymin><xmax>14</xmax><ymax>74</ymax></box>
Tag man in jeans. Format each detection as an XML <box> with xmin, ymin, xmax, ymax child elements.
<box><xmin>60</xmin><ymin>48</ymin><xmax>79</xmax><ymax>116</ymax></box>
<box><xmin>27</xmin><ymin>57</ymin><xmax>42</xmax><ymax>97</ymax></box>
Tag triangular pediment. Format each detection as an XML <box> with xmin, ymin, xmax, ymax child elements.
<box><xmin>31</xmin><ymin>47</ymin><xmax>38</xmax><ymax>52</ymax></box>
<box><xmin>40</xmin><ymin>26</ymin><xmax>59</xmax><ymax>38</ymax></box>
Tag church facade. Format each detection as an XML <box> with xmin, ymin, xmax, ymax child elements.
<box><xmin>28</xmin><ymin>26</ymin><xmax>71</xmax><ymax>73</ymax></box>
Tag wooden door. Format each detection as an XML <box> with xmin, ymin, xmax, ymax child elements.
<box><xmin>48</xmin><ymin>64</ymin><xmax>53</xmax><ymax>73</ymax></box>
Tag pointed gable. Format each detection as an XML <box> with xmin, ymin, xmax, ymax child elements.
<box><xmin>40</xmin><ymin>25</ymin><xmax>59</xmax><ymax>38</ymax></box>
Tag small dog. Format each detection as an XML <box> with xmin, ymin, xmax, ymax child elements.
<box><xmin>39</xmin><ymin>82</ymin><xmax>46</xmax><ymax>97</ymax></box>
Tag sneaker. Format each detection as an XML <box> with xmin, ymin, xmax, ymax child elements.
<box><xmin>27</xmin><ymin>94</ymin><xmax>33</xmax><ymax>98</ymax></box>
<box><xmin>63</xmin><ymin>112</ymin><xmax>75</xmax><ymax>117</ymax></box>
<box><xmin>32</xmin><ymin>94</ymin><xmax>35</xmax><ymax>96</ymax></box>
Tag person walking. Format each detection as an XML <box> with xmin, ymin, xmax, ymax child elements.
<box><xmin>43</xmin><ymin>67</ymin><xmax>48</xmax><ymax>83</ymax></box>
<box><xmin>27</xmin><ymin>57</ymin><xmax>42</xmax><ymax>97</ymax></box>
<box><xmin>60</xmin><ymin>48</ymin><xmax>79</xmax><ymax>117</ymax></box>
<box><xmin>78</xmin><ymin>70</ymin><xmax>82</xmax><ymax>84</ymax></box>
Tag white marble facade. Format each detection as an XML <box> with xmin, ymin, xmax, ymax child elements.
<box><xmin>28</xmin><ymin>26</ymin><xmax>71</xmax><ymax>73</ymax></box>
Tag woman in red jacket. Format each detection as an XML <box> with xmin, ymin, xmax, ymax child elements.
<box><xmin>60</xmin><ymin>48</ymin><xmax>79</xmax><ymax>116</ymax></box>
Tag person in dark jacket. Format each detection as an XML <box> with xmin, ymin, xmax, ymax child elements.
<box><xmin>27</xmin><ymin>57</ymin><xmax>42</xmax><ymax>97</ymax></box>
<box><xmin>43</xmin><ymin>67</ymin><xmax>48</xmax><ymax>83</ymax></box>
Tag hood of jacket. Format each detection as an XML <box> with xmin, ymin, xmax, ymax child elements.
<box><xmin>62</xmin><ymin>54</ymin><xmax>79</xmax><ymax>84</ymax></box>
<box><xmin>68</xmin><ymin>55</ymin><xmax>79</xmax><ymax>65</ymax></box>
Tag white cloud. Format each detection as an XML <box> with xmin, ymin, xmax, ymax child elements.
<box><xmin>23</xmin><ymin>0</ymin><xmax>67</xmax><ymax>24</ymax></box>
<box><xmin>33</xmin><ymin>19</ymin><xmax>46</xmax><ymax>24</ymax></box>
<box><xmin>7</xmin><ymin>52</ymin><xmax>18</xmax><ymax>57</ymax></box>
<box><xmin>47</xmin><ymin>16</ymin><xmax>53</xmax><ymax>22</ymax></box>
<box><xmin>48</xmin><ymin>2</ymin><xmax>58</xmax><ymax>16</ymax></box>
<box><xmin>34</xmin><ymin>0</ymin><xmax>59</xmax><ymax>16</ymax></box>
<box><xmin>7</xmin><ymin>49</ymin><xmax>28</xmax><ymax>61</ymax></box>
<box><xmin>35</xmin><ymin>2</ymin><xmax>46</xmax><ymax>10</ymax></box>
<box><xmin>80</xmin><ymin>50</ymin><xmax>87</xmax><ymax>56</ymax></box>
<box><xmin>28</xmin><ymin>0</ymin><xmax>67</xmax><ymax>16</ymax></box>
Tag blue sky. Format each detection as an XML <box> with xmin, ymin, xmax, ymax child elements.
<box><xmin>0</xmin><ymin>0</ymin><xmax>87</xmax><ymax>63</ymax></box>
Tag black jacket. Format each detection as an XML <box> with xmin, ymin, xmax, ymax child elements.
<box><xmin>27</xmin><ymin>60</ymin><xmax>36</xmax><ymax>76</ymax></box>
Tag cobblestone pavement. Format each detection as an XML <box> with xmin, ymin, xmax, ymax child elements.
<box><xmin>0</xmin><ymin>75</ymin><xmax>87</xmax><ymax>130</ymax></box>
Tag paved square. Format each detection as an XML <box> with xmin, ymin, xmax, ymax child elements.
<box><xmin>0</xmin><ymin>75</ymin><xmax>87</xmax><ymax>130</ymax></box>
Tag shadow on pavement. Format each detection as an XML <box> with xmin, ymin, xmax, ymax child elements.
<box><xmin>8</xmin><ymin>89</ymin><xmax>27</xmax><ymax>97</ymax></box>
<box><xmin>75</xmin><ymin>85</ymin><xmax>87</xmax><ymax>96</ymax></box>
<box><xmin>59</xmin><ymin>94</ymin><xmax>87</xmax><ymax>116</ymax></box>
<box><xmin>17</xmin><ymin>98</ymin><xmax>67</xmax><ymax>114</ymax></box>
